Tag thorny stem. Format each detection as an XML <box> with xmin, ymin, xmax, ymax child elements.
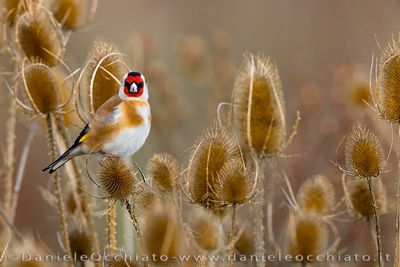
<box><xmin>54</xmin><ymin>114</ymin><xmax>100</xmax><ymax>257</ymax></box>
<box><xmin>45</xmin><ymin>113</ymin><xmax>72</xmax><ymax>264</ymax></box>
<box><xmin>0</xmin><ymin>100</ymin><xmax>16</xmax><ymax>237</ymax></box>
<box><xmin>252</xmin><ymin>158</ymin><xmax>265</xmax><ymax>267</ymax></box>
<box><xmin>107</xmin><ymin>201</ymin><xmax>117</xmax><ymax>253</ymax></box>
<box><xmin>125</xmin><ymin>201</ymin><xmax>148</xmax><ymax>267</ymax></box>
<box><xmin>366</xmin><ymin>177</ymin><xmax>383</xmax><ymax>267</ymax></box>
<box><xmin>227</xmin><ymin>204</ymin><xmax>237</xmax><ymax>267</ymax></box>
<box><xmin>396</xmin><ymin>125</ymin><xmax>400</xmax><ymax>267</ymax></box>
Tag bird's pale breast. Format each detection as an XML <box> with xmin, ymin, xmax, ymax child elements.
<box><xmin>83</xmin><ymin>97</ymin><xmax>151</xmax><ymax>156</ymax></box>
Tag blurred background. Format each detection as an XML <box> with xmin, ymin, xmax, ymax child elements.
<box><xmin>2</xmin><ymin>0</ymin><xmax>400</xmax><ymax>265</ymax></box>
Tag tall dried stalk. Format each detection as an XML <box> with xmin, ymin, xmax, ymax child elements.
<box><xmin>54</xmin><ymin>114</ymin><xmax>100</xmax><ymax>254</ymax></box>
<box><xmin>396</xmin><ymin>126</ymin><xmax>400</xmax><ymax>267</ymax></box>
<box><xmin>227</xmin><ymin>204</ymin><xmax>237</xmax><ymax>267</ymax></box>
<box><xmin>253</xmin><ymin>159</ymin><xmax>265</xmax><ymax>267</ymax></box>
<box><xmin>366</xmin><ymin>177</ymin><xmax>383</xmax><ymax>267</ymax></box>
<box><xmin>107</xmin><ymin>201</ymin><xmax>117</xmax><ymax>253</ymax></box>
<box><xmin>45</xmin><ymin>113</ymin><xmax>72</xmax><ymax>262</ymax></box>
<box><xmin>1</xmin><ymin>100</ymin><xmax>16</xmax><ymax>218</ymax></box>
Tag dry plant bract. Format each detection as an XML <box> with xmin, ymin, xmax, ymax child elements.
<box><xmin>15</xmin><ymin>5</ymin><xmax>64</xmax><ymax>66</ymax></box>
<box><xmin>297</xmin><ymin>175</ymin><xmax>335</xmax><ymax>215</ymax></box>
<box><xmin>231</xmin><ymin>53</ymin><xmax>286</xmax><ymax>156</ymax></box>
<box><xmin>146</xmin><ymin>153</ymin><xmax>180</xmax><ymax>193</ymax></box>
<box><xmin>79</xmin><ymin>41</ymin><xmax>126</xmax><ymax>117</ymax></box>
<box><xmin>99</xmin><ymin>157</ymin><xmax>135</xmax><ymax>203</ymax></box>
<box><xmin>187</xmin><ymin>124</ymin><xmax>241</xmax><ymax>207</ymax></box>
<box><xmin>344</xmin><ymin>123</ymin><xmax>385</xmax><ymax>178</ymax></box>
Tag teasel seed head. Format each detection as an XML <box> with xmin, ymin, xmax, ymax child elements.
<box><xmin>377</xmin><ymin>36</ymin><xmax>400</xmax><ymax>122</ymax></box>
<box><xmin>53</xmin><ymin>0</ymin><xmax>89</xmax><ymax>30</ymax></box>
<box><xmin>350</xmin><ymin>83</ymin><xmax>370</xmax><ymax>107</ymax></box>
<box><xmin>19</xmin><ymin>62</ymin><xmax>59</xmax><ymax>114</ymax></box>
<box><xmin>346</xmin><ymin>178</ymin><xmax>387</xmax><ymax>219</ymax></box>
<box><xmin>232</xmin><ymin>53</ymin><xmax>286</xmax><ymax>157</ymax></box>
<box><xmin>288</xmin><ymin>213</ymin><xmax>328</xmax><ymax>264</ymax></box>
<box><xmin>297</xmin><ymin>175</ymin><xmax>335</xmax><ymax>215</ymax></box>
<box><xmin>134</xmin><ymin>183</ymin><xmax>161</xmax><ymax>215</ymax></box>
<box><xmin>142</xmin><ymin>202</ymin><xmax>183</xmax><ymax>264</ymax></box>
<box><xmin>345</xmin><ymin>123</ymin><xmax>385</xmax><ymax>178</ymax></box>
<box><xmin>187</xmin><ymin>123</ymin><xmax>241</xmax><ymax>207</ymax></box>
<box><xmin>216</xmin><ymin>160</ymin><xmax>251</xmax><ymax>205</ymax></box>
<box><xmin>99</xmin><ymin>157</ymin><xmax>135</xmax><ymax>203</ymax></box>
<box><xmin>189</xmin><ymin>208</ymin><xmax>222</xmax><ymax>252</ymax></box>
<box><xmin>15</xmin><ymin>5</ymin><xmax>64</xmax><ymax>66</ymax></box>
<box><xmin>234</xmin><ymin>225</ymin><xmax>255</xmax><ymax>257</ymax></box>
<box><xmin>80</xmin><ymin>41</ymin><xmax>125</xmax><ymax>116</ymax></box>
<box><xmin>146</xmin><ymin>153</ymin><xmax>180</xmax><ymax>193</ymax></box>
<box><xmin>3</xmin><ymin>0</ymin><xmax>47</xmax><ymax>27</ymax></box>
<box><xmin>69</xmin><ymin>229</ymin><xmax>93</xmax><ymax>261</ymax></box>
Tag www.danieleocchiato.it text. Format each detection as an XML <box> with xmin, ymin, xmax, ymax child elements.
<box><xmin>0</xmin><ymin>252</ymin><xmax>393</xmax><ymax>263</ymax></box>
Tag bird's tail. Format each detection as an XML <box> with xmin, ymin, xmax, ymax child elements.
<box><xmin>42</xmin><ymin>146</ymin><xmax>82</xmax><ymax>174</ymax></box>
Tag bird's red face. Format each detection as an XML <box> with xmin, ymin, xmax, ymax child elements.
<box><xmin>123</xmin><ymin>72</ymin><xmax>145</xmax><ymax>98</ymax></box>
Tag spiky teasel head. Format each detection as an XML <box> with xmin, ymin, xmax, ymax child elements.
<box><xmin>17</xmin><ymin>62</ymin><xmax>59</xmax><ymax>115</ymax></box>
<box><xmin>15</xmin><ymin>4</ymin><xmax>64</xmax><ymax>66</ymax></box>
<box><xmin>53</xmin><ymin>0</ymin><xmax>92</xmax><ymax>30</ymax></box>
<box><xmin>189</xmin><ymin>207</ymin><xmax>222</xmax><ymax>253</ymax></box>
<box><xmin>297</xmin><ymin>175</ymin><xmax>335</xmax><ymax>215</ymax></box>
<box><xmin>232</xmin><ymin>53</ymin><xmax>286</xmax><ymax>157</ymax></box>
<box><xmin>187</xmin><ymin>123</ymin><xmax>241</xmax><ymax>207</ymax></box>
<box><xmin>376</xmin><ymin>36</ymin><xmax>400</xmax><ymax>122</ymax></box>
<box><xmin>142</xmin><ymin>202</ymin><xmax>183</xmax><ymax>264</ymax></box>
<box><xmin>134</xmin><ymin>183</ymin><xmax>161</xmax><ymax>215</ymax></box>
<box><xmin>2</xmin><ymin>0</ymin><xmax>47</xmax><ymax>27</ymax></box>
<box><xmin>346</xmin><ymin>178</ymin><xmax>387</xmax><ymax>219</ymax></box>
<box><xmin>146</xmin><ymin>153</ymin><xmax>180</xmax><ymax>194</ymax></box>
<box><xmin>99</xmin><ymin>157</ymin><xmax>135</xmax><ymax>203</ymax></box>
<box><xmin>68</xmin><ymin>229</ymin><xmax>93</xmax><ymax>261</ymax></box>
<box><xmin>216</xmin><ymin>160</ymin><xmax>251</xmax><ymax>205</ymax></box>
<box><xmin>80</xmin><ymin>42</ymin><xmax>125</xmax><ymax>116</ymax></box>
<box><xmin>344</xmin><ymin>123</ymin><xmax>385</xmax><ymax>178</ymax></box>
<box><xmin>287</xmin><ymin>213</ymin><xmax>328</xmax><ymax>264</ymax></box>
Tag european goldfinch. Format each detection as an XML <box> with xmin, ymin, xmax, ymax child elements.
<box><xmin>43</xmin><ymin>71</ymin><xmax>151</xmax><ymax>174</ymax></box>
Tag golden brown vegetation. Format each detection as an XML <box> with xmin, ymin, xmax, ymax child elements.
<box><xmin>1</xmin><ymin>2</ymin><xmax>400</xmax><ymax>267</ymax></box>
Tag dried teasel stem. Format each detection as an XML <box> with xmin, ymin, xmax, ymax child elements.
<box><xmin>45</xmin><ymin>113</ymin><xmax>72</xmax><ymax>263</ymax></box>
<box><xmin>366</xmin><ymin>177</ymin><xmax>383</xmax><ymax>267</ymax></box>
<box><xmin>107</xmin><ymin>200</ymin><xmax>117</xmax><ymax>253</ymax></box>
<box><xmin>227</xmin><ymin>204</ymin><xmax>237</xmax><ymax>267</ymax></box>
<box><xmin>396</xmin><ymin>126</ymin><xmax>400</xmax><ymax>267</ymax></box>
<box><xmin>253</xmin><ymin>158</ymin><xmax>265</xmax><ymax>267</ymax></box>
<box><xmin>0</xmin><ymin>100</ymin><xmax>16</xmax><ymax>223</ymax></box>
<box><xmin>53</xmin><ymin>113</ymin><xmax>100</xmax><ymax>255</ymax></box>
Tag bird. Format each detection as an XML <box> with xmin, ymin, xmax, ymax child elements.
<box><xmin>43</xmin><ymin>71</ymin><xmax>151</xmax><ymax>174</ymax></box>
